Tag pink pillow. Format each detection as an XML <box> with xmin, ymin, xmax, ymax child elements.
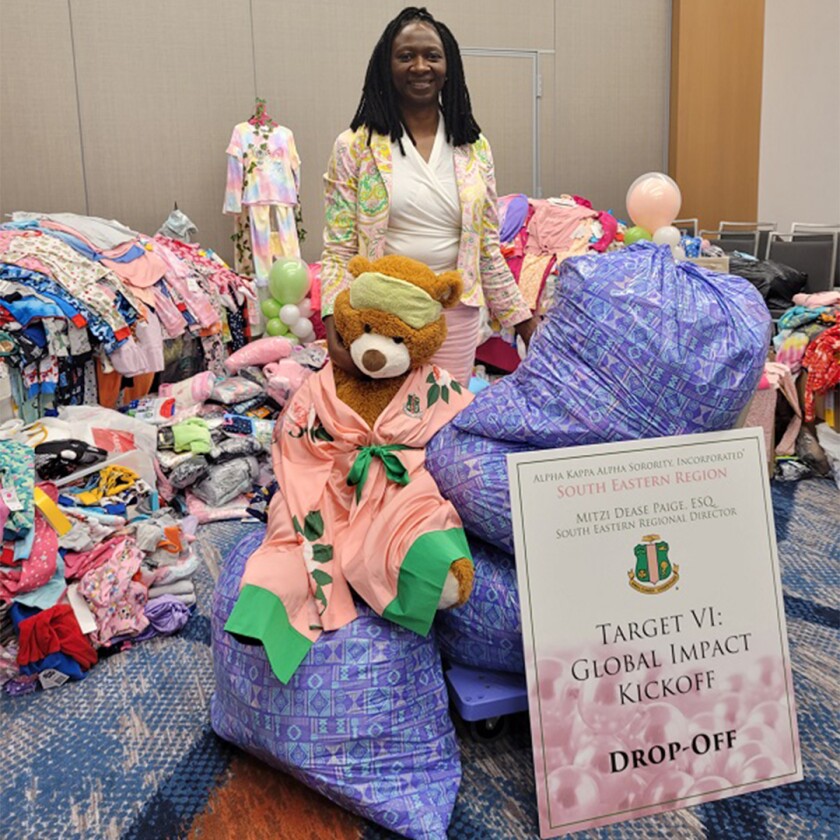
<box><xmin>225</xmin><ymin>337</ymin><xmax>293</xmax><ymax>374</ymax></box>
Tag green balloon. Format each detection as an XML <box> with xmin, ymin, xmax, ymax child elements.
<box><xmin>261</xmin><ymin>297</ymin><xmax>282</xmax><ymax>319</ymax></box>
<box><xmin>268</xmin><ymin>257</ymin><xmax>310</xmax><ymax>305</ymax></box>
<box><xmin>624</xmin><ymin>226</ymin><xmax>653</xmax><ymax>246</ymax></box>
<box><xmin>264</xmin><ymin>317</ymin><xmax>285</xmax><ymax>336</ymax></box>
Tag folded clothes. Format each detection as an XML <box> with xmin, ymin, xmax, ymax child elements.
<box><xmin>191</xmin><ymin>456</ymin><xmax>259</xmax><ymax>507</ymax></box>
<box><xmin>171</xmin><ymin>418</ymin><xmax>212</xmax><ymax>454</ymax></box>
<box><xmin>208</xmin><ymin>436</ymin><xmax>264</xmax><ymax>462</ymax></box>
<box><xmin>148</xmin><ymin>579</ymin><xmax>195</xmax><ymax>598</ymax></box>
<box><xmin>168</xmin><ymin>456</ymin><xmax>209</xmax><ymax>489</ymax></box>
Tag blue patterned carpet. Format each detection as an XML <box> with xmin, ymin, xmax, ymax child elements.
<box><xmin>1</xmin><ymin>481</ymin><xmax>837</xmax><ymax>839</ymax></box>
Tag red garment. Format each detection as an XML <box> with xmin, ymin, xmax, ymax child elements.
<box><xmin>802</xmin><ymin>324</ymin><xmax>840</xmax><ymax>421</ymax></box>
<box><xmin>17</xmin><ymin>604</ymin><xmax>98</xmax><ymax>669</ymax></box>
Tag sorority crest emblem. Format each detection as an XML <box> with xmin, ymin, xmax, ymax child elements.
<box><xmin>404</xmin><ymin>393</ymin><xmax>422</xmax><ymax>419</ymax></box>
<box><xmin>628</xmin><ymin>534</ymin><xmax>679</xmax><ymax>594</ymax></box>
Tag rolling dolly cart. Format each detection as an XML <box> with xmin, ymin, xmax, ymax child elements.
<box><xmin>444</xmin><ymin>663</ymin><xmax>529</xmax><ymax>740</ymax></box>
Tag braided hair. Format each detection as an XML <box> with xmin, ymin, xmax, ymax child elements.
<box><xmin>350</xmin><ymin>6</ymin><xmax>481</xmax><ymax>150</ymax></box>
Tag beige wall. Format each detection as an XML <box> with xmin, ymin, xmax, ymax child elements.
<box><xmin>0</xmin><ymin>1</ymin><xmax>670</xmax><ymax>266</ymax></box>
<box><xmin>758</xmin><ymin>0</ymin><xmax>840</xmax><ymax>233</ymax></box>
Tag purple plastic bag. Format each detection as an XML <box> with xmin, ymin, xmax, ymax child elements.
<box><xmin>435</xmin><ymin>535</ymin><xmax>524</xmax><ymax>674</ymax></box>
<box><xmin>211</xmin><ymin>527</ymin><xmax>461</xmax><ymax>839</ymax></box>
<box><xmin>428</xmin><ymin>244</ymin><xmax>770</xmax><ymax>551</ymax></box>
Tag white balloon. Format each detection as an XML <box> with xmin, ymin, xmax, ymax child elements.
<box><xmin>291</xmin><ymin>317</ymin><xmax>313</xmax><ymax>338</ymax></box>
<box><xmin>279</xmin><ymin>304</ymin><xmax>300</xmax><ymax>326</ymax></box>
<box><xmin>673</xmin><ymin>245</ymin><xmax>687</xmax><ymax>260</ymax></box>
<box><xmin>297</xmin><ymin>298</ymin><xmax>313</xmax><ymax>318</ymax></box>
<box><xmin>652</xmin><ymin>225</ymin><xmax>682</xmax><ymax>247</ymax></box>
<box><xmin>303</xmin><ymin>331</ymin><xmax>317</xmax><ymax>345</ymax></box>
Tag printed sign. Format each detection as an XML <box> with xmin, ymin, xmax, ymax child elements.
<box><xmin>508</xmin><ymin>429</ymin><xmax>802</xmax><ymax>837</ymax></box>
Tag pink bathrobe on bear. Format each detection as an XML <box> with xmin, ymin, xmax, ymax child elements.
<box><xmin>225</xmin><ymin>361</ymin><xmax>473</xmax><ymax>683</ymax></box>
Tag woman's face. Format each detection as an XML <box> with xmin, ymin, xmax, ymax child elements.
<box><xmin>390</xmin><ymin>22</ymin><xmax>447</xmax><ymax>110</ymax></box>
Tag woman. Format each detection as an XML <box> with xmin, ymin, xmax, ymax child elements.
<box><xmin>320</xmin><ymin>6</ymin><xmax>538</xmax><ymax>385</ymax></box>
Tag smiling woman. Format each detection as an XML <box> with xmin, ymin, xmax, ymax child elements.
<box><xmin>319</xmin><ymin>6</ymin><xmax>539</xmax><ymax>386</ymax></box>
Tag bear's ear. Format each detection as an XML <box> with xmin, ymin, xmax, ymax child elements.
<box><xmin>433</xmin><ymin>270</ymin><xmax>464</xmax><ymax>309</ymax></box>
<box><xmin>348</xmin><ymin>255</ymin><xmax>374</xmax><ymax>278</ymax></box>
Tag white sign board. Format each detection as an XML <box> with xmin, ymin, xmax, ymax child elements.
<box><xmin>508</xmin><ymin>429</ymin><xmax>802</xmax><ymax>837</ymax></box>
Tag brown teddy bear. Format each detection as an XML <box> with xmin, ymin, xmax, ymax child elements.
<box><xmin>332</xmin><ymin>255</ymin><xmax>463</xmax><ymax>426</ymax></box>
<box><xmin>225</xmin><ymin>253</ymin><xmax>475</xmax><ymax>684</ymax></box>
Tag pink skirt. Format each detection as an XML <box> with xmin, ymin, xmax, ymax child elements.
<box><xmin>430</xmin><ymin>303</ymin><xmax>481</xmax><ymax>385</ymax></box>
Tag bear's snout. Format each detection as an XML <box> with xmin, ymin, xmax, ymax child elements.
<box><xmin>362</xmin><ymin>349</ymin><xmax>387</xmax><ymax>372</ymax></box>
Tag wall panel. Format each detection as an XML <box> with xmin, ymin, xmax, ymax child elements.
<box><xmin>759</xmin><ymin>0</ymin><xmax>840</xmax><ymax>233</ymax></box>
<box><xmin>0</xmin><ymin>0</ymin><xmax>87</xmax><ymax>216</ymax></box>
<box><xmin>69</xmin><ymin>0</ymin><xmax>254</xmax><ymax>259</ymax></box>
<box><xmin>670</xmin><ymin>0</ymin><xmax>764</xmax><ymax>232</ymax></box>
<box><xmin>554</xmin><ymin>0</ymin><xmax>671</xmax><ymax>218</ymax></box>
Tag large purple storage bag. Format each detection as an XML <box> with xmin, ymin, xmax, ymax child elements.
<box><xmin>428</xmin><ymin>244</ymin><xmax>770</xmax><ymax>552</ymax></box>
<box><xmin>435</xmin><ymin>535</ymin><xmax>524</xmax><ymax>674</ymax></box>
<box><xmin>211</xmin><ymin>527</ymin><xmax>461</xmax><ymax>840</ymax></box>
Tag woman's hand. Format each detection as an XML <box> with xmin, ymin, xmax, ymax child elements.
<box><xmin>514</xmin><ymin>315</ymin><xmax>539</xmax><ymax>348</ymax></box>
<box><xmin>324</xmin><ymin>316</ymin><xmax>362</xmax><ymax>376</ymax></box>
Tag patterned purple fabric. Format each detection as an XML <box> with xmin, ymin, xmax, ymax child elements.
<box><xmin>435</xmin><ymin>536</ymin><xmax>524</xmax><ymax>674</ymax></box>
<box><xmin>210</xmin><ymin>527</ymin><xmax>461</xmax><ymax>840</ymax></box>
<box><xmin>428</xmin><ymin>244</ymin><xmax>771</xmax><ymax>551</ymax></box>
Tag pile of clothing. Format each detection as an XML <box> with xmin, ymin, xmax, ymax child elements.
<box><xmin>0</xmin><ymin>434</ymin><xmax>196</xmax><ymax>696</ymax></box>
<box><xmin>480</xmin><ymin>193</ymin><xmax>623</xmax><ymax>371</ymax></box>
<box><xmin>0</xmin><ymin>212</ymin><xmax>256</xmax><ymax>423</ymax></box>
<box><xmin>116</xmin><ymin>341</ymin><xmax>328</xmax><ymax>522</ymax></box>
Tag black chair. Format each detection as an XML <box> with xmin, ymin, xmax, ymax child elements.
<box><xmin>765</xmin><ymin>231</ymin><xmax>839</xmax><ymax>294</ymax></box>
<box><xmin>720</xmin><ymin>221</ymin><xmax>777</xmax><ymax>260</ymax></box>
<box><xmin>700</xmin><ymin>228</ymin><xmax>760</xmax><ymax>256</ymax></box>
<box><xmin>791</xmin><ymin>223</ymin><xmax>840</xmax><ymax>287</ymax></box>
<box><xmin>673</xmin><ymin>217</ymin><xmax>698</xmax><ymax>237</ymax></box>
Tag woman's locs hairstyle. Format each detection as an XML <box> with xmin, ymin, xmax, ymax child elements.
<box><xmin>350</xmin><ymin>6</ymin><xmax>481</xmax><ymax>149</ymax></box>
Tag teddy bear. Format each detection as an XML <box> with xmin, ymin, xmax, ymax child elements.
<box><xmin>224</xmin><ymin>254</ymin><xmax>476</xmax><ymax>684</ymax></box>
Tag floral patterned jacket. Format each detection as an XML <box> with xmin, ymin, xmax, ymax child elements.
<box><xmin>320</xmin><ymin>126</ymin><xmax>532</xmax><ymax>328</ymax></box>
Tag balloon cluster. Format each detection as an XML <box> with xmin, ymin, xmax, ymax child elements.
<box><xmin>624</xmin><ymin>172</ymin><xmax>686</xmax><ymax>259</ymax></box>
<box><xmin>261</xmin><ymin>257</ymin><xmax>315</xmax><ymax>344</ymax></box>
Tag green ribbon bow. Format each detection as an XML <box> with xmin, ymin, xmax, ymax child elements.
<box><xmin>347</xmin><ymin>444</ymin><xmax>413</xmax><ymax>502</ymax></box>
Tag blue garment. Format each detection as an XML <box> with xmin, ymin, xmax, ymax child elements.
<box><xmin>21</xmin><ymin>323</ymin><xmax>47</xmax><ymax>348</ymax></box>
<box><xmin>19</xmin><ymin>652</ymin><xmax>86</xmax><ymax>680</ymax></box>
<box><xmin>0</xmin><ymin>295</ymin><xmax>63</xmax><ymax>325</ymax></box>
<box><xmin>13</xmin><ymin>522</ymin><xmax>36</xmax><ymax>562</ymax></box>
<box><xmin>0</xmin><ymin>264</ymin><xmax>121</xmax><ymax>351</ymax></box>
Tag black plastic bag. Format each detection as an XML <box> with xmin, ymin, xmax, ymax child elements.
<box><xmin>728</xmin><ymin>256</ymin><xmax>807</xmax><ymax>315</ymax></box>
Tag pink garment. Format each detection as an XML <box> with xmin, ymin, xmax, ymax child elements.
<box><xmin>430</xmin><ymin>303</ymin><xmax>482</xmax><ymax>385</ymax></box>
<box><xmin>78</xmin><ymin>536</ymin><xmax>148</xmax><ymax>646</ymax></box>
<box><xmin>159</xmin><ymin>371</ymin><xmax>217</xmax><ymax>409</ymax></box>
<box><xmin>151</xmin><ymin>238</ymin><xmax>220</xmax><ymax>329</ymax></box>
<box><xmin>525</xmin><ymin>199</ymin><xmax>598</xmax><ymax>258</ymax></box>
<box><xmin>185</xmin><ymin>491</ymin><xmax>250</xmax><ymax>523</ymax></box>
<box><xmin>234</xmin><ymin>361</ymin><xmax>473</xmax><ymax>650</ymax></box>
<box><xmin>0</xmin><ymin>483</ymin><xmax>59</xmax><ymax>602</ymax></box>
<box><xmin>592</xmin><ymin>211</ymin><xmax>619</xmax><ymax>252</ymax></box>
<box><xmin>792</xmin><ymin>291</ymin><xmax>840</xmax><ymax>308</ymax></box>
<box><xmin>64</xmin><ymin>535</ymin><xmax>124</xmax><ymax>580</ymax></box>
<box><xmin>108</xmin><ymin>310</ymin><xmax>165</xmax><ymax>376</ymax></box>
<box><xmin>224</xmin><ymin>336</ymin><xmax>293</xmax><ymax>373</ymax></box>
<box><xmin>152</xmin><ymin>287</ymin><xmax>188</xmax><ymax>337</ymax></box>
<box><xmin>100</xmin><ymin>239</ymin><xmax>168</xmax><ymax>288</ymax></box>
